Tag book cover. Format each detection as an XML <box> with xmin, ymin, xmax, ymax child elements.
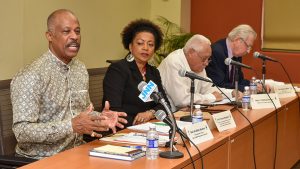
<box><xmin>89</xmin><ymin>145</ymin><xmax>145</xmax><ymax>161</ymax></box>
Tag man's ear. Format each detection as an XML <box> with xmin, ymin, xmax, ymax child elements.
<box><xmin>45</xmin><ymin>31</ymin><xmax>53</xmax><ymax>41</ymax></box>
<box><xmin>188</xmin><ymin>48</ymin><xmax>196</xmax><ymax>58</ymax></box>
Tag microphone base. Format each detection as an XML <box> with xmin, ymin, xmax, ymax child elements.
<box><xmin>159</xmin><ymin>151</ymin><xmax>184</xmax><ymax>159</ymax></box>
<box><xmin>179</xmin><ymin>115</ymin><xmax>192</xmax><ymax>122</ymax></box>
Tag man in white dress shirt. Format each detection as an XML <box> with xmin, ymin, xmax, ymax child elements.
<box><xmin>158</xmin><ymin>34</ymin><xmax>239</xmax><ymax>109</ymax></box>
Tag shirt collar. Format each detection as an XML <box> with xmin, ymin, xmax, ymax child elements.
<box><xmin>226</xmin><ymin>38</ymin><xmax>233</xmax><ymax>59</ymax></box>
<box><xmin>48</xmin><ymin>49</ymin><xmax>75</xmax><ymax>70</ymax></box>
<box><xmin>181</xmin><ymin>49</ymin><xmax>192</xmax><ymax>72</ymax></box>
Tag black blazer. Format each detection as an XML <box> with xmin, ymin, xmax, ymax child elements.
<box><xmin>205</xmin><ymin>39</ymin><xmax>250</xmax><ymax>91</ymax></box>
<box><xmin>102</xmin><ymin>59</ymin><xmax>170</xmax><ymax>127</ymax></box>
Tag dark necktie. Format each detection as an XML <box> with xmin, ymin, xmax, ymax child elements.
<box><xmin>229</xmin><ymin>57</ymin><xmax>238</xmax><ymax>85</ymax></box>
<box><xmin>230</xmin><ymin>65</ymin><xmax>235</xmax><ymax>85</ymax></box>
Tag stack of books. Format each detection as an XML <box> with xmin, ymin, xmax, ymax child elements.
<box><xmin>89</xmin><ymin>144</ymin><xmax>145</xmax><ymax>161</ymax></box>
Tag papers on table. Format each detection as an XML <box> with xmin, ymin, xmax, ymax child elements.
<box><xmin>100</xmin><ymin>132</ymin><xmax>169</xmax><ymax>146</ymax></box>
<box><xmin>213</xmin><ymin>98</ymin><xmax>235</xmax><ymax>105</ymax></box>
<box><xmin>127</xmin><ymin>121</ymin><xmax>193</xmax><ymax>135</ymax></box>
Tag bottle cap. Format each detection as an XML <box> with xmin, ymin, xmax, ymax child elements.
<box><xmin>244</xmin><ymin>86</ymin><xmax>250</xmax><ymax>90</ymax></box>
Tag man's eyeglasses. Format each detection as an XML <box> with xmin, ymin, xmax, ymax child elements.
<box><xmin>239</xmin><ymin>38</ymin><xmax>252</xmax><ymax>51</ymax></box>
<box><xmin>194</xmin><ymin>50</ymin><xmax>212</xmax><ymax>64</ymax></box>
<box><xmin>201</xmin><ymin>57</ymin><xmax>212</xmax><ymax>64</ymax></box>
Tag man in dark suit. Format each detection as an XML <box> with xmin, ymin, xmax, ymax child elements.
<box><xmin>206</xmin><ymin>24</ymin><xmax>264</xmax><ymax>92</ymax></box>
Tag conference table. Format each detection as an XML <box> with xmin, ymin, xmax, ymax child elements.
<box><xmin>19</xmin><ymin>96</ymin><xmax>300</xmax><ymax>169</ymax></box>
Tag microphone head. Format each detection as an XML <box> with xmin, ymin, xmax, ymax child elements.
<box><xmin>224</xmin><ymin>58</ymin><xmax>232</xmax><ymax>66</ymax></box>
<box><xmin>154</xmin><ymin>110</ymin><xmax>167</xmax><ymax>121</ymax></box>
<box><xmin>253</xmin><ymin>51</ymin><xmax>260</xmax><ymax>58</ymax></box>
<box><xmin>178</xmin><ymin>69</ymin><xmax>186</xmax><ymax>77</ymax></box>
<box><xmin>137</xmin><ymin>81</ymin><xmax>147</xmax><ymax>92</ymax></box>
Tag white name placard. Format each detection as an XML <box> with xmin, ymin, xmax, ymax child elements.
<box><xmin>273</xmin><ymin>84</ymin><xmax>296</xmax><ymax>98</ymax></box>
<box><xmin>185</xmin><ymin>121</ymin><xmax>214</xmax><ymax>145</ymax></box>
<box><xmin>212</xmin><ymin>110</ymin><xmax>236</xmax><ymax>132</ymax></box>
<box><xmin>250</xmin><ymin>93</ymin><xmax>281</xmax><ymax>109</ymax></box>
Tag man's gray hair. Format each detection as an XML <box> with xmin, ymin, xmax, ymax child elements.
<box><xmin>183</xmin><ymin>34</ymin><xmax>211</xmax><ymax>53</ymax></box>
<box><xmin>228</xmin><ymin>24</ymin><xmax>257</xmax><ymax>41</ymax></box>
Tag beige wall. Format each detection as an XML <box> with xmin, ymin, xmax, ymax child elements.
<box><xmin>150</xmin><ymin>0</ymin><xmax>190</xmax><ymax>32</ymax></box>
<box><xmin>0</xmin><ymin>0</ymin><xmax>189</xmax><ymax>80</ymax></box>
<box><xmin>150</xmin><ymin>0</ymin><xmax>181</xmax><ymax>25</ymax></box>
<box><xmin>0</xmin><ymin>1</ymin><xmax>24</xmax><ymax>80</ymax></box>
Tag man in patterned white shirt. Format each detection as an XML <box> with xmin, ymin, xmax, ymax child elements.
<box><xmin>11</xmin><ymin>9</ymin><xmax>127</xmax><ymax>159</ymax></box>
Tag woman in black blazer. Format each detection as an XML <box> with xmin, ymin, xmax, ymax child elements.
<box><xmin>102</xmin><ymin>19</ymin><xmax>170</xmax><ymax>128</ymax></box>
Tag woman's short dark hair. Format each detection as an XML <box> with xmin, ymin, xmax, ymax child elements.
<box><xmin>121</xmin><ymin>19</ymin><xmax>163</xmax><ymax>51</ymax></box>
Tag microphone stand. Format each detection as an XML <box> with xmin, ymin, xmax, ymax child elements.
<box><xmin>234</xmin><ymin>66</ymin><xmax>239</xmax><ymax>103</ymax></box>
<box><xmin>262</xmin><ymin>59</ymin><xmax>266</xmax><ymax>93</ymax></box>
<box><xmin>228</xmin><ymin>66</ymin><xmax>242</xmax><ymax>107</ymax></box>
<box><xmin>157</xmin><ymin>94</ymin><xmax>183</xmax><ymax>159</ymax></box>
<box><xmin>180</xmin><ymin>79</ymin><xmax>195</xmax><ymax>122</ymax></box>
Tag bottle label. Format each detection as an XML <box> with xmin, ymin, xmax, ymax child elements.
<box><xmin>146</xmin><ymin>139</ymin><xmax>158</xmax><ymax>148</ymax></box>
<box><xmin>192</xmin><ymin>116</ymin><xmax>203</xmax><ymax>124</ymax></box>
<box><xmin>250</xmin><ymin>84</ymin><xmax>257</xmax><ymax>90</ymax></box>
<box><xmin>242</xmin><ymin>96</ymin><xmax>250</xmax><ymax>103</ymax></box>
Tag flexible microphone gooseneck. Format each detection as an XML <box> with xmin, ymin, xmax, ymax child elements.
<box><xmin>155</xmin><ymin>110</ymin><xmax>203</xmax><ymax>169</ymax></box>
<box><xmin>178</xmin><ymin>69</ymin><xmax>213</xmax><ymax>82</ymax></box>
<box><xmin>224</xmin><ymin>58</ymin><xmax>252</xmax><ymax>69</ymax></box>
<box><xmin>253</xmin><ymin>51</ymin><xmax>278</xmax><ymax>92</ymax></box>
<box><xmin>253</xmin><ymin>52</ymin><xmax>278</xmax><ymax>62</ymax></box>
<box><xmin>138</xmin><ymin>81</ymin><xmax>183</xmax><ymax>159</ymax></box>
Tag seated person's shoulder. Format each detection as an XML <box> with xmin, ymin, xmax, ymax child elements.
<box><xmin>106</xmin><ymin>59</ymin><xmax>130</xmax><ymax>76</ymax></box>
<box><xmin>109</xmin><ymin>59</ymin><xmax>127</xmax><ymax>68</ymax></box>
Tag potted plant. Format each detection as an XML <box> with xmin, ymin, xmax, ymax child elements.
<box><xmin>150</xmin><ymin>16</ymin><xmax>194</xmax><ymax>66</ymax></box>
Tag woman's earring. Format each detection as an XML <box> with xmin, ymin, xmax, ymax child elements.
<box><xmin>126</xmin><ymin>53</ymin><xmax>134</xmax><ymax>62</ymax></box>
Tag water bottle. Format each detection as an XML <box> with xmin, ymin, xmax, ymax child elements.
<box><xmin>242</xmin><ymin>86</ymin><xmax>251</xmax><ymax>111</ymax></box>
<box><xmin>192</xmin><ymin>105</ymin><xmax>203</xmax><ymax>124</ymax></box>
<box><xmin>146</xmin><ymin>124</ymin><xmax>159</xmax><ymax>159</ymax></box>
<box><xmin>250</xmin><ymin>77</ymin><xmax>257</xmax><ymax>94</ymax></box>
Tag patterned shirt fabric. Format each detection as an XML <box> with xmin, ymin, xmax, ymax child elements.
<box><xmin>11</xmin><ymin>50</ymin><xmax>89</xmax><ymax>159</ymax></box>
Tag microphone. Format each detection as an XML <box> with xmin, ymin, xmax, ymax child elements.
<box><xmin>139</xmin><ymin>82</ymin><xmax>183</xmax><ymax>158</ymax></box>
<box><xmin>253</xmin><ymin>52</ymin><xmax>278</xmax><ymax>62</ymax></box>
<box><xmin>155</xmin><ymin>109</ymin><xmax>173</xmax><ymax>127</ymax></box>
<box><xmin>224</xmin><ymin>58</ymin><xmax>252</xmax><ymax>69</ymax></box>
<box><xmin>178</xmin><ymin>69</ymin><xmax>212</xmax><ymax>83</ymax></box>
<box><xmin>137</xmin><ymin>81</ymin><xmax>160</xmax><ymax>103</ymax></box>
<box><xmin>154</xmin><ymin>110</ymin><xmax>188</xmax><ymax>140</ymax></box>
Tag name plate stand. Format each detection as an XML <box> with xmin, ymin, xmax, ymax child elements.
<box><xmin>212</xmin><ymin>110</ymin><xmax>236</xmax><ymax>132</ymax></box>
<box><xmin>274</xmin><ymin>84</ymin><xmax>296</xmax><ymax>98</ymax></box>
<box><xmin>251</xmin><ymin>93</ymin><xmax>281</xmax><ymax>109</ymax></box>
<box><xmin>185</xmin><ymin>121</ymin><xmax>214</xmax><ymax>145</ymax></box>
